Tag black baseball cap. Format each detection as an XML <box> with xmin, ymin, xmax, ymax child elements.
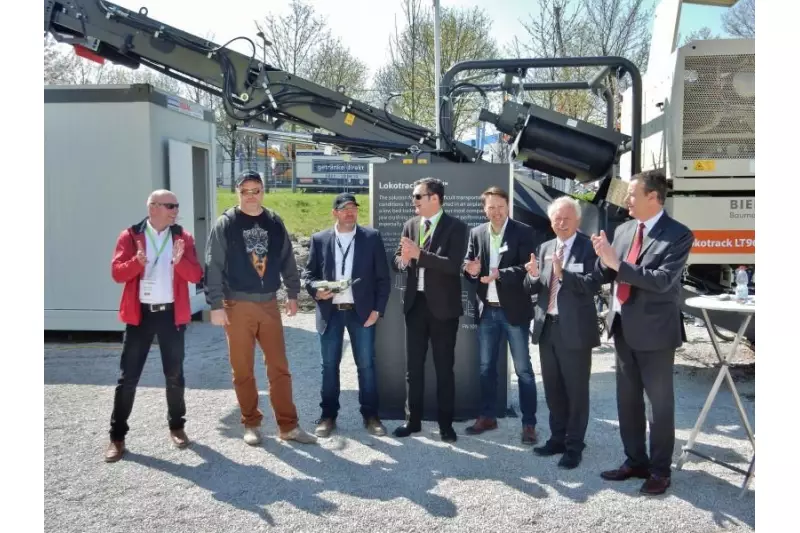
<box><xmin>236</xmin><ymin>170</ymin><xmax>263</xmax><ymax>186</ymax></box>
<box><xmin>333</xmin><ymin>192</ymin><xmax>359</xmax><ymax>210</ymax></box>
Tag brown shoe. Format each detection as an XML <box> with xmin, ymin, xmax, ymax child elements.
<box><xmin>465</xmin><ymin>416</ymin><xmax>498</xmax><ymax>435</ymax></box>
<box><xmin>364</xmin><ymin>416</ymin><xmax>387</xmax><ymax>436</ymax></box>
<box><xmin>170</xmin><ymin>429</ymin><xmax>190</xmax><ymax>449</ymax></box>
<box><xmin>640</xmin><ymin>475</ymin><xmax>671</xmax><ymax>495</ymax></box>
<box><xmin>601</xmin><ymin>464</ymin><xmax>651</xmax><ymax>481</ymax></box>
<box><xmin>314</xmin><ymin>418</ymin><xmax>336</xmax><ymax>438</ymax></box>
<box><xmin>104</xmin><ymin>440</ymin><xmax>125</xmax><ymax>463</ymax></box>
<box><xmin>521</xmin><ymin>425</ymin><xmax>538</xmax><ymax>445</ymax></box>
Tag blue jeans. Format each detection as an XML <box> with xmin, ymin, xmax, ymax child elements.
<box><xmin>319</xmin><ymin>309</ymin><xmax>379</xmax><ymax>419</ymax></box>
<box><xmin>477</xmin><ymin>306</ymin><xmax>537</xmax><ymax>426</ymax></box>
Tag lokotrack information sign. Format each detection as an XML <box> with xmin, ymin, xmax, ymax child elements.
<box><xmin>370</xmin><ymin>162</ymin><xmax>515</xmax><ymax>421</ymax></box>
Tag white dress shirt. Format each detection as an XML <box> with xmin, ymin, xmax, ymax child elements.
<box><xmin>416</xmin><ymin>209</ymin><xmax>443</xmax><ymax>292</ymax></box>
<box><xmin>547</xmin><ymin>232</ymin><xmax>577</xmax><ymax>315</ymax></box>
<box><xmin>610</xmin><ymin>209</ymin><xmax>664</xmax><ymax>313</ymax></box>
<box><xmin>332</xmin><ymin>224</ymin><xmax>356</xmax><ymax>304</ymax></box>
<box><xmin>139</xmin><ymin>220</ymin><xmax>174</xmax><ymax>304</ymax></box>
<box><xmin>486</xmin><ymin>217</ymin><xmax>509</xmax><ymax>303</ymax></box>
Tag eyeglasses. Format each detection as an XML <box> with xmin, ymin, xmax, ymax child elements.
<box><xmin>239</xmin><ymin>188</ymin><xmax>263</xmax><ymax>196</ymax></box>
<box><xmin>412</xmin><ymin>193</ymin><xmax>431</xmax><ymax>200</ymax></box>
<box><xmin>152</xmin><ymin>202</ymin><xmax>179</xmax><ymax>210</ymax></box>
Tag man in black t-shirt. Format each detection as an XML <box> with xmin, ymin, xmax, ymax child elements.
<box><xmin>205</xmin><ymin>170</ymin><xmax>316</xmax><ymax>446</ymax></box>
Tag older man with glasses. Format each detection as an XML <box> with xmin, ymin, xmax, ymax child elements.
<box><xmin>205</xmin><ymin>170</ymin><xmax>317</xmax><ymax>447</ymax></box>
<box><xmin>105</xmin><ymin>189</ymin><xmax>204</xmax><ymax>462</ymax></box>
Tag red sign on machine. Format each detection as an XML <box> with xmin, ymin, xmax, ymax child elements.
<box><xmin>692</xmin><ymin>230</ymin><xmax>755</xmax><ymax>254</ymax></box>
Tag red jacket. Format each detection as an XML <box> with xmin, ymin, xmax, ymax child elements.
<box><xmin>111</xmin><ymin>219</ymin><xmax>204</xmax><ymax>326</ymax></box>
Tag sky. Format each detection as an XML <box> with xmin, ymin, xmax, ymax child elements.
<box><xmin>111</xmin><ymin>0</ymin><xmax>732</xmax><ymax>85</ymax></box>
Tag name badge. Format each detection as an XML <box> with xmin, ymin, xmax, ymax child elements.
<box><xmin>498</xmin><ymin>244</ymin><xmax>508</xmax><ymax>253</ymax></box>
<box><xmin>567</xmin><ymin>264</ymin><xmax>584</xmax><ymax>273</ymax></box>
<box><xmin>141</xmin><ymin>279</ymin><xmax>156</xmax><ymax>299</ymax></box>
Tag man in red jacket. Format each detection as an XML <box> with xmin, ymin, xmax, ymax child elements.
<box><xmin>105</xmin><ymin>189</ymin><xmax>203</xmax><ymax>462</ymax></box>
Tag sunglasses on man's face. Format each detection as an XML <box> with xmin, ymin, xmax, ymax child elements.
<box><xmin>239</xmin><ymin>188</ymin><xmax>263</xmax><ymax>197</ymax></box>
<box><xmin>154</xmin><ymin>202</ymin><xmax>179</xmax><ymax>210</ymax></box>
<box><xmin>412</xmin><ymin>193</ymin><xmax>431</xmax><ymax>201</ymax></box>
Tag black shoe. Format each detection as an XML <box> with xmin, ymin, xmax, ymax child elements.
<box><xmin>533</xmin><ymin>440</ymin><xmax>566</xmax><ymax>457</ymax></box>
<box><xmin>440</xmin><ymin>426</ymin><xmax>457</xmax><ymax>443</ymax></box>
<box><xmin>392</xmin><ymin>423</ymin><xmax>421</xmax><ymax>438</ymax></box>
<box><xmin>558</xmin><ymin>449</ymin><xmax>582</xmax><ymax>469</ymax></box>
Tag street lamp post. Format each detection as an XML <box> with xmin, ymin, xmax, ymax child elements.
<box><xmin>256</xmin><ymin>30</ymin><xmax>272</xmax><ymax>193</ymax></box>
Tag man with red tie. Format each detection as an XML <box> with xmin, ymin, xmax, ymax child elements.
<box><xmin>590</xmin><ymin>170</ymin><xmax>694</xmax><ymax>495</ymax></box>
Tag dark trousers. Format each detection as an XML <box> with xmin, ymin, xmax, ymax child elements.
<box><xmin>109</xmin><ymin>306</ymin><xmax>186</xmax><ymax>441</ymax></box>
<box><xmin>319</xmin><ymin>308</ymin><xmax>379</xmax><ymax>420</ymax></box>
<box><xmin>612</xmin><ymin>318</ymin><xmax>676</xmax><ymax>477</ymax></box>
<box><xmin>539</xmin><ymin>317</ymin><xmax>592</xmax><ymax>451</ymax></box>
<box><xmin>404</xmin><ymin>292</ymin><xmax>459</xmax><ymax>428</ymax></box>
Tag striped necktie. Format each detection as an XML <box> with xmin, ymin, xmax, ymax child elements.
<box><xmin>422</xmin><ymin>219</ymin><xmax>432</xmax><ymax>250</ymax></box>
<box><xmin>547</xmin><ymin>243</ymin><xmax>563</xmax><ymax>314</ymax></box>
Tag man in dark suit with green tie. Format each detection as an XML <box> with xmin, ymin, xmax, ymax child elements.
<box><xmin>391</xmin><ymin>177</ymin><xmax>469</xmax><ymax>443</ymax></box>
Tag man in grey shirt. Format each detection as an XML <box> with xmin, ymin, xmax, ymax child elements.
<box><xmin>205</xmin><ymin>170</ymin><xmax>316</xmax><ymax>446</ymax></box>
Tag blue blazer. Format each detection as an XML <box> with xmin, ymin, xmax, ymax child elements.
<box><xmin>303</xmin><ymin>225</ymin><xmax>391</xmax><ymax>335</ymax></box>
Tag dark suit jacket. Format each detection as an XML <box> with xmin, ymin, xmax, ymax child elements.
<box><xmin>525</xmin><ymin>232</ymin><xmax>603</xmax><ymax>350</ymax></box>
<box><xmin>600</xmin><ymin>211</ymin><xmax>694</xmax><ymax>352</ymax></box>
<box><xmin>303</xmin><ymin>225</ymin><xmax>391</xmax><ymax>335</ymax></box>
<box><xmin>392</xmin><ymin>211</ymin><xmax>469</xmax><ymax>321</ymax></box>
<box><xmin>463</xmin><ymin>218</ymin><xmax>536</xmax><ymax>327</ymax></box>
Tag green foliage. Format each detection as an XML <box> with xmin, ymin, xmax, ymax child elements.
<box><xmin>571</xmin><ymin>191</ymin><xmax>596</xmax><ymax>203</ymax></box>
<box><xmin>216</xmin><ymin>189</ymin><xmax>371</xmax><ymax>237</ymax></box>
<box><xmin>372</xmin><ymin>0</ymin><xmax>499</xmax><ymax>138</ymax></box>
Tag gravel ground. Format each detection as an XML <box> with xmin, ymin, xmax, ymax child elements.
<box><xmin>44</xmin><ymin>313</ymin><xmax>755</xmax><ymax>533</ymax></box>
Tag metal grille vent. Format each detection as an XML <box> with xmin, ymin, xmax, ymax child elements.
<box><xmin>682</xmin><ymin>53</ymin><xmax>755</xmax><ymax>160</ymax></box>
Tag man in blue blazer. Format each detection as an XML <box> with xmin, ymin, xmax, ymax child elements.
<box><xmin>303</xmin><ymin>193</ymin><xmax>391</xmax><ymax>438</ymax></box>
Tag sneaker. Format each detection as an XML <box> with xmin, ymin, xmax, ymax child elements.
<box><xmin>364</xmin><ymin>416</ymin><xmax>387</xmax><ymax>436</ymax></box>
<box><xmin>280</xmin><ymin>426</ymin><xmax>318</xmax><ymax>445</ymax></box>
<box><xmin>243</xmin><ymin>427</ymin><xmax>262</xmax><ymax>446</ymax></box>
<box><xmin>315</xmin><ymin>418</ymin><xmax>336</xmax><ymax>438</ymax></box>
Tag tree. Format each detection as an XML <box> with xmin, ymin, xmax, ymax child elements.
<box><xmin>44</xmin><ymin>35</ymin><xmax>77</xmax><ymax>84</ymax></box>
<box><xmin>681</xmin><ymin>26</ymin><xmax>719</xmax><ymax>46</ymax></box>
<box><xmin>722</xmin><ymin>0</ymin><xmax>755</xmax><ymax>38</ymax></box>
<box><xmin>508</xmin><ymin>0</ymin><xmax>652</xmax><ymax>126</ymax></box>
<box><xmin>373</xmin><ymin>0</ymin><xmax>500</xmax><ymax>139</ymax></box>
<box><xmin>253</xmin><ymin>0</ymin><xmax>368</xmax><ymax>97</ymax></box>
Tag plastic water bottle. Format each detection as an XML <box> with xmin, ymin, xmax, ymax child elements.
<box><xmin>734</xmin><ymin>266</ymin><xmax>749</xmax><ymax>303</ymax></box>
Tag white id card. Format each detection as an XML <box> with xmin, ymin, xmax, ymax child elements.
<box><xmin>141</xmin><ymin>279</ymin><xmax>156</xmax><ymax>299</ymax></box>
<box><xmin>567</xmin><ymin>264</ymin><xmax>584</xmax><ymax>273</ymax></box>
<box><xmin>498</xmin><ymin>244</ymin><xmax>508</xmax><ymax>253</ymax></box>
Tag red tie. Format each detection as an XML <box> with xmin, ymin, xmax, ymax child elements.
<box><xmin>616</xmin><ymin>223</ymin><xmax>645</xmax><ymax>305</ymax></box>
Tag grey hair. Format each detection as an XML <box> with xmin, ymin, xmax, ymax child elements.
<box><xmin>547</xmin><ymin>196</ymin><xmax>581</xmax><ymax>219</ymax></box>
<box><xmin>146</xmin><ymin>189</ymin><xmax>176</xmax><ymax>207</ymax></box>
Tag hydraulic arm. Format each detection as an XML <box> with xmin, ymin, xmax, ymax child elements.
<box><xmin>44</xmin><ymin>0</ymin><xmax>481</xmax><ymax>161</ymax></box>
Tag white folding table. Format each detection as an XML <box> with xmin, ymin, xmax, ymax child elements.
<box><xmin>675</xmin><ymin>295</ymin><xmax>755</xmax><ymax>498</ymax></box>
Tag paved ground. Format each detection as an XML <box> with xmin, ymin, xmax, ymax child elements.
<box><xmin>44</xmin><ymin>313</ymin><xmax>755</xmax><ymax>532</ymax></box>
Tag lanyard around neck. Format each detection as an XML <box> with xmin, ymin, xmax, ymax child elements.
<box><xmin>336</xmin><ymin>234</ymin><xmax>354</xmax><ymax>276</ymax></box>
<box><xmin>419</xmin><ymin>214</ymin><xmax>441</xmax><ymax>246</ymax></box>
<box><xmin>145</xmin><ymin>226</ymin><xmax>170</xmax><ymax>267</ymax></box>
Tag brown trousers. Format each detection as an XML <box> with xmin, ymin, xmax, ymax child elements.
<box><xmin>223</xmin><ymin>299</ymin><xmax>298</xmax><ymax>432</ymax></box>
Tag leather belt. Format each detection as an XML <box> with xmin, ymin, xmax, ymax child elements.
<box><xmin>545</xmin><ymin>314</ymin><xmax>559</xmax><ymax>323</ymax></box>
<box><xmin>334</xmin><ymin>303</ymin><xmax>354</xmax><ymax>311</ymax></box>
<box><xmin>486</xmin><ymin>301</ymin><xmax>502</xmax><ymax>307</ymax></box>
<box><xmin>143</xmin><ymin>302</ymin><xmax>174</xmax><ymax>312</ymax></box>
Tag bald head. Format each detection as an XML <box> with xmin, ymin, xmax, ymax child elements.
<box><xmin>147</xmin><ymin>189</ymin><xmax>179</xmax><ymax>231</ymax></box>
